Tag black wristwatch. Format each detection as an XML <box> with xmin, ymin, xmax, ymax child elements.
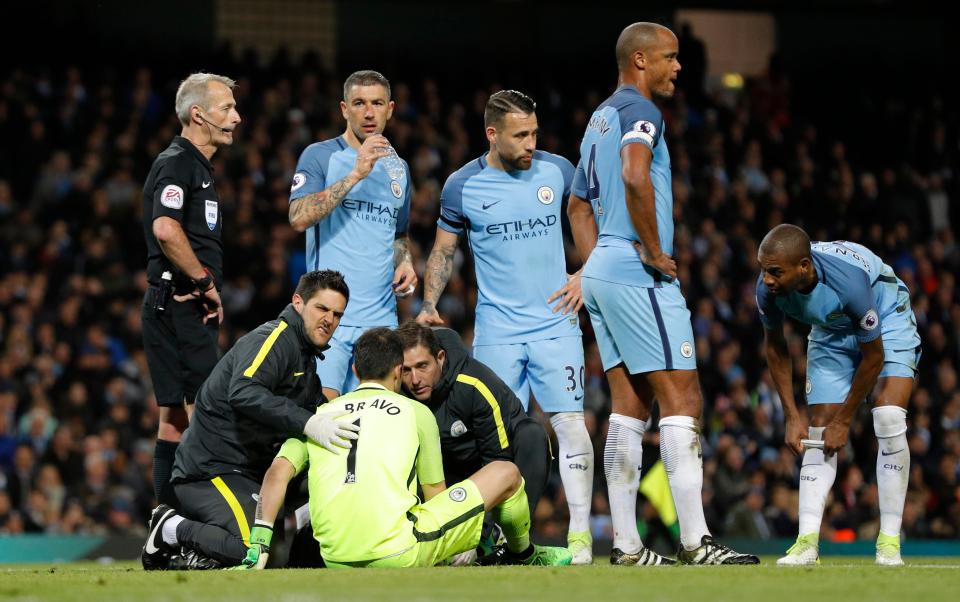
<box><xmin>193</xmin><ymin>268</ymin><xmax>215</xmax><ymax>292</ymax></box>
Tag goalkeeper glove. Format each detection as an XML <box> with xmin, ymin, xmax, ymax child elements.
<box><xmin>237</xmin><ymin>524</ymin><xmax>273</xmax><ymax>570</ymax></box>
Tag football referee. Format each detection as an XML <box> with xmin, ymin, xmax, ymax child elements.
<box><xmin>141</xmin><ymin>72</ymin><xmax>241</xmax><ymax>506</ymax></box>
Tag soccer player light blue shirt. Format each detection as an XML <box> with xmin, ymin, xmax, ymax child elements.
<box><xmin>290</xmin><ymin>136</ymin><xmax>412</xmax><ymax>327</ymax></box>
<box><xmin>756</xmin><ymin>240</ymin><xmax>918</xmax><ymax>347</ymax></box>
<box><xmin>571</xmin><ymin>85</ymin><xmax>673</xmax><ymax>288</ymax></box>
<box><xmin>437</xmin><ymin>150</ymin><xmax>581</xmax><ymax>346</ymax></box>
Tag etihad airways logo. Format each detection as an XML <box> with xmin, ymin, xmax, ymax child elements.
<box><xmin>341</xmin><ymin>198</ymin><xmax>399</xmax><ymax>225</ymax></box>
<box><xmin>484</xmin><ymin>215</ymin><xmax>557</xmax><ymax>241</ymax></box>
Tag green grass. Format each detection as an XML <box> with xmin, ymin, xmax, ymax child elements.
<box><xmin>1</xmin><ymin>557</ymin><xmax>958</xmax><ymax>602</ymax></box>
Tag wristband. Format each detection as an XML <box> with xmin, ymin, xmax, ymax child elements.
<box><xmin>193</xmin><ymin>267</ymin><xmax>215</xmax><ymax>292</ymax></box>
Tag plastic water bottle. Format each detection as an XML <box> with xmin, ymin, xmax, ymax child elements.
<box><xmin>381</xmin><ymin>146</ymin><xmax>405</xmax><ymax>181</ymax></box>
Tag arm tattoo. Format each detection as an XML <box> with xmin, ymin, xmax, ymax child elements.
<box><xmin>393</xmin><ymin>237</ymin><xmax>412</xmax><ymax>268</ymax></box>
<box><xmin>288</xmin><ymin>174</ymin><xmax>357</xmax><ymax>229</ymax></box>
<box><xmin>422</xmin><ymin>239</ymin><xmax>457</xmax><ymax>312</ymax></box>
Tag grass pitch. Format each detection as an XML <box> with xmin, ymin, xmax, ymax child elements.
<box><xmin>2</xmin><ymin>557</ymin><xmax>958</xmax><ymax>602</ymax></box>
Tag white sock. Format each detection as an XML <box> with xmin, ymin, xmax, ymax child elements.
<box><xmin>659</xmin><ymin>415</ymin><xmax>710</xmax><ymax>551</ymax></box>
<box><xmin>798</xmin><ymin>426</ymin><xmax>837</xmax><ymax>538</ymax></box>
<box><xmin>604</xmin><ymin>413</ymin><xmax>646</xmax><ymax>553</ymax></box>
<box><xmin>873</xmin><ymin>406</ymin><xmax>909</xmax><ymax>538</ymax></box>
<box><xmin>162</xmin><ymin>514</ymin><xmax>184</xmax><ymax>547</ymax></box>
<box><xmin>550</xmin><ymin>412</ymin><xmax>594</xmax><ymax>534</ymax></box>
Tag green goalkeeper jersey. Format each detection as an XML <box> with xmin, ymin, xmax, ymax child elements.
<box><xmin>278</xmin><ymin>383</ymin><xmax>445</xmax><ymax>563</ymax></box>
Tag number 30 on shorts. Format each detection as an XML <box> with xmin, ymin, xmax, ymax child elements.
<box><xmin>564</xmin><ymin>365</ymin><xmax>584</xmax><ymax>392</ymax></box>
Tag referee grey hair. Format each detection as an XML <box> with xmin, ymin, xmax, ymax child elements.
<box><xmin>175</xmin><ymin>73</ymin><xmax>237</xmax><ymax>126</ymax></box>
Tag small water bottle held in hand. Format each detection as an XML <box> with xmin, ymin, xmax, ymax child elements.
<box><xmin>380</xmin><ymin>146</ymin><xmax>405</xmax><ymax>181</ymax></box>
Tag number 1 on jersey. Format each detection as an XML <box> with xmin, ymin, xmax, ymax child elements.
<box><xmin>344</xmin><ymin>417</ymin><xmax>361</xmax><ymax>484</ymax></box>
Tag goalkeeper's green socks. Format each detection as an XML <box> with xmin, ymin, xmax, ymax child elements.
<box><xmin>494</xmin><ymin>478</ymin><xmax>531</xmax><ymax>554</ymax></box>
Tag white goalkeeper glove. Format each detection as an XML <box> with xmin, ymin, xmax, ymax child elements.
<box><xmin>303</xmin><ymin>411</ymin><xmax>360</xmax><ymax>454</ymax></box>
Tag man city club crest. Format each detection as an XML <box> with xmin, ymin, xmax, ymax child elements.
<box><xmin>805</xmin><ymin>379</ymin><xmax>813</xmax><ymax>395</ymax></box>
<box><xmin>450</xmin><ymin>420</ymin><xmax>468</xmax><ymax>437</ymax></box>
<box><xmin>205</xmin><ymin>200</ymin><xmax>218</xmax><ymax>230</ymax></box>
<box><xmin>680</xmin><ymin>341</ymin><xmax>694</xmax><ymax>359</ymax></box>
<box><xmin>390</xmin><ymin>180</ymin><xmax>403</xmax><ymax>199</ymax></box>
<box><xmin>449</xmin><ymin>487</ymin><xmax>467</xmax><ymax>502</ymax></box>
<box><xmin>537</xmin><ymin>186</ymin><xmax>554</xmax><ymax>204</ymax></box>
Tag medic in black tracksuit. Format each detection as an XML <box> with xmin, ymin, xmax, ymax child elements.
<box><xmin>410</xmin><ymin>328</ymin><xmax>551</xmax><ymax>515</ymax></box>
<box><xmin>169</xmin><ymin>303</ymin><xmax>326</xmax><ymax>565</ymax></box>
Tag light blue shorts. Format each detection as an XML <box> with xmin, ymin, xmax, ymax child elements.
<box><xmin>473</xmin><ymin>336</ymin><xmax>585</xmax><ymax>413</ymax></box>
<box><xmin>581</xmin><ymin>277</ymin><xmax>697</xmax><ymax>374</ymax></box>
<box><xmin>316</xmin><ymin>325</ymin><xmax>369</xmax><ymax>396</ymax></box>
<box><xmin>805</xmin><ymin>321</ymin><xmax>921</xmax><ymax>405</ymax></box>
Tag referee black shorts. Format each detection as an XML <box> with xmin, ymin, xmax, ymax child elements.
<box><xmin>142</xmin><ymin>287</ymin><xmax>219</xmax><ymax>407</ymax></box>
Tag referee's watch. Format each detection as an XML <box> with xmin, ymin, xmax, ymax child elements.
<box><xmin>192</xmin><ymin>268</ymin><xmax>215</xmax><ymax>293</ymax></box>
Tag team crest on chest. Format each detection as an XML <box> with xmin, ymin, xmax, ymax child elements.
<box><xmin>537</xmin><ymin>186</ymin><xmax>554</xmax><ymax>205</ymax></box>
<box><xmin>390</xmin><ymin>180</ymin><xmax>403</xmax><ymax>199</ymax></box>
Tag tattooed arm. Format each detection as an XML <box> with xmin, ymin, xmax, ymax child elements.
<box><xmin>416</xmin><ymin>227</ymin><xmax>459</xmax><ymax>325</ymax></box>
<box><xmin>288</xmin><ymin>172</ymin><xmax>361</xmax><ymax>232</ymax></box>
<box><xmin>288</xmin><ymin>134</ymin><xmax>389</xmax><ymax>232</ymax></box>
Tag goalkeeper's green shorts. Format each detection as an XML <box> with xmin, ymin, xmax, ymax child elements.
<box><xmin>326</xmin><ymin>479</ymin><xmax>485</xmax><ymax>568</ymax></box>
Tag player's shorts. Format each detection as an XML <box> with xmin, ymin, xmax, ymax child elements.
<box><xmin>142</xmin><ymin>287</ymin><xmax>220</xmax><ymax>407</ymax></box>
<box><xmin>325</xmin><ymin>479</ymin><xmax>485</xmax><ymax>569</ymax></box>
<box><xmin>317</xmin><ymin>325</ymin><xmax>376</xmax><ymax>395</ymax></box>
<box><xmin>581</xmin><ymin>277</ymin><xmax>696</xmax><ymax>374</ymax></box>
<box><xmin>473</xmin><ymin>336</ymin><xmax>585</xmax><ymax>413</ymax></box>
<box><xmin>806</xmin><ymin>316</ymin><xmax>921</xmax><ymax>405</ymax></box>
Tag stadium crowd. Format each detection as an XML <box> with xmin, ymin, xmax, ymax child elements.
<box><xmin>0</xmin><ymin>43</ymin><xmax>958</xmax><ymax>549</ymax></box>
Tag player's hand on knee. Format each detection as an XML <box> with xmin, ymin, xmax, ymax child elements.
<box><xmin>785</xmin><ymin>415</ymin><xmax>808</xmax><ymax>456</ymax></box>
<box><xmin>304</xmin><ymin>411</ymin><xmax>361</xmax><ymax>454</ymax></box>
<box><xmin>822</xmin><ymin>420</ymin><xmax>850</xmax><ymax>457</ymax></box>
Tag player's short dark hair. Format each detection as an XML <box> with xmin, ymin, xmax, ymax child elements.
<box><xmin>343</xmin><ymin>70</ymin><xmax>391</xmax><ymax>100</ymax></box>
<box><xmin>484</xmin><ymin>90</ymin><xmax>536</xmax><ymax>127</ymax></box>
<box><xmin>354</xmin><ymin>327</ymin><xmax>404</xmax><ymax>380</ymax></box>
<box><xmin>759</xmin><ymin>224</ymin><xmax>812</xmax><ymax>263</ymax></box>
<box><xmin>395</xmin><ymin>321</ymin><xmax>442</xmax><ymax>358</ymax></box>
<box><xmin>295</xmin><ymin>270</ymin><xmax>350</xmax><ymax>304</ymax></box>
<box><xmin>616</xmin><ymin>22</ymin><xmax>672</xmax><ymax>71</ymax></box>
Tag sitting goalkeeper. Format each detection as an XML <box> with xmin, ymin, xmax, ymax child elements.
<box><xmin>238</xmin><ymin>327</ymin><xmax>571</xmax><ymax>568</ymax></box>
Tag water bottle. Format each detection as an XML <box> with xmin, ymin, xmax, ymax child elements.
<box><xmin>380</xmin><ymin>146</ymin><xmax>405</xmax><ymax>181</ymax></box>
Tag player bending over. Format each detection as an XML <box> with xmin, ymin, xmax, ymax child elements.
<box><xmin>757</xmin><ymin>224</ymin><xmax>920</xmax><ymax>566</ymax></box>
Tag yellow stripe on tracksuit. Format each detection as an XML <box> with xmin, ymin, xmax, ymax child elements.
<box><xmin>243</xmin><ymin>322</ymin><xmax>288</xmax><ymax>377</ymax></box>
<box><xmin>211</xmin><ymin>476</ymin><xmax>251</xmax><ymax>547</ymax></box>
<box><xmin>455</xmin><ymin>374</ymin><xmax>509</xmax><ymax>449</ymax></box>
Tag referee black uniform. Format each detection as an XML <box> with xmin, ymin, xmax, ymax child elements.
<box><xmin>142</xmin><ymin>135</ymin><xmax>225</xmax><ymax>505</ymax></box>
<box><xmin>142</xmin><ymin>135</ymin><xmax>224</xmax><ymax>410</ymax></box>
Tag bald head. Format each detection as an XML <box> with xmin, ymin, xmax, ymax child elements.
<box><xmin>759</xmin><ymin>224</ymin><xmax>811</xmax><ymax>264</ymax></box>
<box><xmin>616</xmin><ymin>22</ymin><xmax>673</xmax><ymax>71</ymax></box>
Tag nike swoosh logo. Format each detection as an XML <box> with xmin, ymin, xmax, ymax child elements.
<box><xmin>144</xmin><ymin>508</ymin><xmax>175</xmax><ymax>554</ymax></box>
<box><xmin>202</xmin><ymin>181</ymin><xmax>212</xmax><ymax>188</ymax></box>
<box><xmin>482</xmin><ymin>201</ymin><xmax>501</xmax><ymax>210</ymax></box>
<box><xmin>565</xmin><ymin>452</ymin><xmax>589</xmax><ymax>459</ymax></box>
<box><xmin>574</xmin><ymin>394</ymin><xmax>584</xmax><ymax>401</ymax></box>
<box><xmin>293</xmin><ymin>372</ymin><xmax>304</xmax><ymax>376</ymax></box>
<box><xmin>881</xmin><ymin>449</ymin><xmax>905</xmax><ymax>456</ymax></box>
